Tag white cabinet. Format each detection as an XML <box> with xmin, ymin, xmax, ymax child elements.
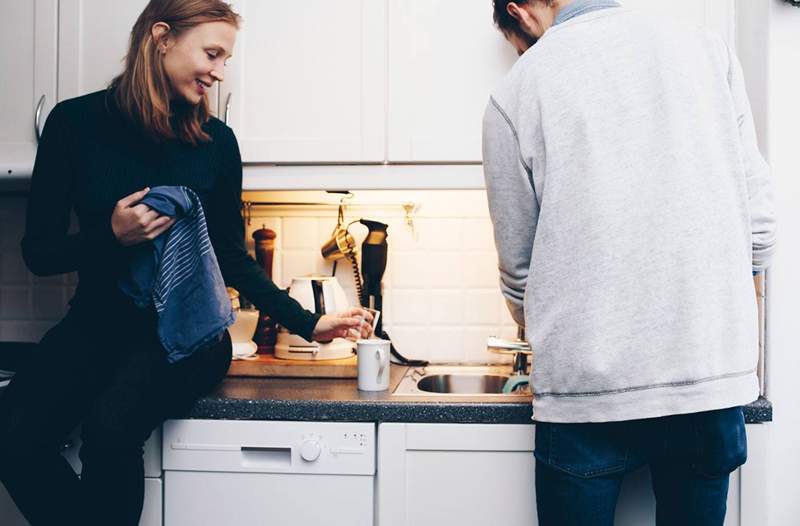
<box><xmin>386</xmin><ymin>0</ymin><xmax>517</xmax><ymax>162</ymax></box>
<box><xmin>220</xmin><ymin>0</ymin><xmax>386</xmax><ymax>163</ymax></box>
<box><xmin>0</xmin><ymin>0</ymin><xmax>57</xmax><ymax>179</ymax></box>
<box><xmin>58</xmin><ymin>0</ymin><xmax>149</xmax><ymax>101</ymax></box>
<box><xmin>0</xmin><ymin>428</ymin><xmax>163</xmax><ymax>526</ymax></box>
<box><xmin>58</xmin><ymin>0</ymin><xmax>218</xmax><ymax>110</ymax></box>
<box><xmin>377</xmin><ymin>423</ymin><xmax>537</xmax><ymax>525</ymax></box>
<box><xmin>377</xmin><ymin>422</ymin><xmax>765</xmax><ymax>526</ymax></box>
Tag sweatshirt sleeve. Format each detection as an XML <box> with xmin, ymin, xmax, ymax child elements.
<box><xmin>21</xmin><ymin>102</ymin><xmax>121</xmax><ymax>276</ymax></box>
<box><xmin>726</xmin><ymin>43</ymin><xmax>776</xmax><ymax>272</ymax></box>
<box><xmin>206</xmin><ymin>126</ymin><xmax>321</xmax><ymax>341</ymax></box>
<box><xmin>482</xmin><ymin>97</ymin><xmax>540</xmax><ymax>328</ymax></box>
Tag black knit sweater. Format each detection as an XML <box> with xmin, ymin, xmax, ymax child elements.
<box><xmin>22</xmin><ymin>89</ymin><xmax>320</xmax><ymax>340</ymax></box>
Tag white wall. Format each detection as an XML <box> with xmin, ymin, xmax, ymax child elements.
<box><xmin>737</xmin><ymin>1</ymin><xmax>800</xmax><ymax>523</ymax></box>
<box><xmin>241</xmin><ymin>189</ymin><xmax>519</xmax><ymax>364</ymax></box>
<box><xmin>760</xmin><ymin>1</ymin><xmax>800</xmax><ymax>524</ymax></box>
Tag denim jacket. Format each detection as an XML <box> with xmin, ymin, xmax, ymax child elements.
<box><xmin>119</xmin><ymin>186</ymin><xmax>234</xmax><ymax>363</ymax></box>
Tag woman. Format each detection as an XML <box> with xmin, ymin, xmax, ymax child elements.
<box><xmin>0</xmin><ymin>1</ymin><xmax>371</xmax><ymax>524</ymax></box>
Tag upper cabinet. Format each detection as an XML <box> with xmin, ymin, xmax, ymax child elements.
<box><xmin>58</xmin><ymin>0</ymin><xmax>218</xmax><ymax>113</ymax></box>
<box><xmin>0</xmin><ymin>0</ymin><xmax>738</xmax><ymax>183</ymax></box>
<box><xmin>0</xmin><ymin>0</ymin><xmax>57</xmax><ymax>178</ymax></box>
<box><xmin>58</xmin><ymin>0</ymin><xmax>150</xmax><ymax>101</ymax></box>
<box><xmin>386</xmin><ymin>0</ymin><xmax>517</xmax><ymax>163</ymax></box>
<box><xmin>220</xmin><ymin>0</ymin><xmax>386</xmax><ymax>163</ymax></box>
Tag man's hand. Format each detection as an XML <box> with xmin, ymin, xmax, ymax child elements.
<box><xmin>311</xmin><ymin>308</ymin><xmax>375</xmax><ymax>342</ymax></box>
<box><xmin>111</xmin><ymin>188</ymin><xmax>176</xmax><ymax>246</ymax></box>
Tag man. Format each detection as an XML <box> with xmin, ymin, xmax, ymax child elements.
<box><xmin>482</xmin><ymin>1</ymin><xmax>776</xmax><ymax>525</ymax></box>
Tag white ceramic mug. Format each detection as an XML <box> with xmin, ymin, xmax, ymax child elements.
<box><xmin>357</xmin><ymin>339</ymin><xmax>390</xmax><ymax>391</ymax></box>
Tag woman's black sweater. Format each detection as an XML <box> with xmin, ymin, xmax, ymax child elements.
<box><xmin>22</xmin><ymin>89</ymin><xmax>320</xmax><ymax>340</ymax></box>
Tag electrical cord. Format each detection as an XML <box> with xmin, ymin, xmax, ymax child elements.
<box><xmin>379</xmin><ymin>328</ymin><xmax>429</xmax><ymax>366</ymax></box>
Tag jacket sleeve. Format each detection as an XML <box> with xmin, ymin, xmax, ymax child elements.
<box><xmin>20</xmin><ymin>102</ymin><xmax>121</xmax><ymax>276</ymax></box>
<box><xmin>482</xmin><ymin>97</ymin><xmax>540</xmax><ymax>328</ymax></box>
<box><xmin>726</xmin><ymin>43</ymin><xmax>776</xmax><ymax>272</ymax></box>
<box><xmin>206</xmin><ymin>126</ymin><xmax>321</xmax><ymax>341</ymax></box>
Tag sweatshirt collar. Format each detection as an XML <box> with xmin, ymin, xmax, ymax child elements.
<box><xmin>554</xmin><ymin>0</ymin><xmax>621</xmax><ymax>26</ymax></box>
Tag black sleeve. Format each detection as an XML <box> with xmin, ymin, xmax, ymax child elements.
<box><xmin>206</xmin><ymin>126</ymin><xmax>321</xmax><ymax>341</ymax></box>
<box><xmin>21</xmin><ymin>103</ymin><xmax>121</xmax><ymax>276</ymax></box>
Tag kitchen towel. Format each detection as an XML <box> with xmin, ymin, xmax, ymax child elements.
<box><xmin>119</xmin><ymin>186</ymin><xmax>234</xmax><ymax>363</ymax></box>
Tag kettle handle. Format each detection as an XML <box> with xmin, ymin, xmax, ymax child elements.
<box><xmin>311</xmin><ymin>280</ymin><xmax>326</xmax><ymax>315</ymax></box>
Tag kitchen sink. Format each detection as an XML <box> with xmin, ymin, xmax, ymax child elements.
<box><xmin>392</xmin><ymin>365</ymin><xmax>532</xmax><ymax>398</ymax></box>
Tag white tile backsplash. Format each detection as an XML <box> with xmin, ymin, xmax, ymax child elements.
<box><xmin>282</xmin><ymin>217</ymin><xmax>320</xmax><ymax>249</ymax></box>
<box><xmin>427</xmin><ymin>290</ymin><xmax>465</xmax><ymax>325</ymax></box>
<box><xmin>1</xmin><ymin>250</ymin><xmax>31</xmax><ymax>285</ymax></box>
<box><xmin>242</xmin><ymin>190</ymin><xmax>518</xmax><ymax>364</ymax></box>
<box><xmin>0</xmin><ymin>197</ymin><xmax>73</xmax><ymax>342</ymax></box>
<box><xmin>0</xmin><ymin>190</ymin><xmax>519</xmax><ymax>361</ymax></box>
<box><xmin>0</xmin><ymin>287</ymin><xmax>32</xmax><ymax>320</ymax></box>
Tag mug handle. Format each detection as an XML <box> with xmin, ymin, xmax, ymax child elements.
<box><xmin>376</xmin><ymin>348</ymin><xmax>387</xmax><ymax>379</ymax></box>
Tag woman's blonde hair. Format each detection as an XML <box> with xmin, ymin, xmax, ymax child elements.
<box><xmin>111</xmin><ymin>0</ymin><xmax>240</xmax><ymax>145</ymax></box>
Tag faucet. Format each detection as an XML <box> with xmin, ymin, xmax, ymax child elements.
<box><xmin>487</xmin><ymin>327</ymin><xmax>531</xmax><ymax>383</ymax></box>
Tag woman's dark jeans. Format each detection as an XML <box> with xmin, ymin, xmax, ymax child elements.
<box><xmin>535</xmin><ymin>406</ymin><xmax>747</xmax><ymax>526</ymax></box>
<box><xmin>0</xmin><ymin>303</ymin><xmax>232</xmax><ymax>525</ymax></box>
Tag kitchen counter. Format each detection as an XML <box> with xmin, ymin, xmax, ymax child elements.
<box><xmin>182</xmin><ymin>365</ymin><xmax>773</xmax><ymax>424</ymax></box>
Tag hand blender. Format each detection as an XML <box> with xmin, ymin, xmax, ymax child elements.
<box><xmin>359</xmin><ymin>219</ymin><xmax>428</xmax><ymax>366</ymax></box>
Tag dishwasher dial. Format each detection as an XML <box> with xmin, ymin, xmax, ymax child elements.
<box><xmin>300</xmin><ymin>439</ymin><xmax>322</xmax><ymax>462</ymax></box>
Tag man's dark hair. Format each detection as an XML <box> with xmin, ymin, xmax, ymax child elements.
<box><xmin>492</xmin><ymin>0</ymin><xmax>531</xmax><ymax>37</ymax></box>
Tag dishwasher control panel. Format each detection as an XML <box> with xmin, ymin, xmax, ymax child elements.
<box><xmin>163</xmin><ymin>420</ymin><xmax>375</xmax><ymax>475</ymax></box>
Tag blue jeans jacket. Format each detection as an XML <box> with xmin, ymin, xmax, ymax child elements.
<box><xmin>119</xmin><ymin>186</ymin><xmax>234</xmax><ymax>363</ymax></box>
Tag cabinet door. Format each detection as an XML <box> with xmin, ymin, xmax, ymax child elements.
<box><xmin>0</xmin><ymin>0</ymin><xmax>57</xmax><ymax>178</ymax></box>
<box><xmin>378</xmin><ymin>423</ymin><xmax>537</xmax><ymax>525</ymax></box>
<box><xmin>58</xmin><ymin>0</ymin><xmax>218</xmax><ymax>111</ymax></box>
<box><xmin>378</xmin><ymin>422</ymin><xmax>745</xmax><ymax>526</ymax></box>
<box><xmin>387</xmin><ymin>0</ymin><xmax>517</xmax><ymax>163</ymax></box>
<box><xmin>219</xmin><ymin>0</ymin><xmax>386</xmax><ymax>163</ymax></box>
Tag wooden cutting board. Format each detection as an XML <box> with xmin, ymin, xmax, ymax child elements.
<box><xmin>227</xmin><ymin>353</ymin><xmax>358</xmax><ymax>378</ymax></box>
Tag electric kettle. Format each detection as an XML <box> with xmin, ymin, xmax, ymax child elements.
<box><xmin>274</xmin><ymin>276</ymin><xmax>355</xmax><ymax>360</ymax></box>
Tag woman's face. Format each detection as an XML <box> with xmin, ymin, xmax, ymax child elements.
<box><xmin>157</xmin><ymin>21</ymin><xmax>237</xmax><ymax>105</ymax></box>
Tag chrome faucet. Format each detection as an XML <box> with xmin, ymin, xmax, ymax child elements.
<box><xmin>487</xmin><ymin>328</ymin><xmax>531</xmax><ymax>376</ymax></box>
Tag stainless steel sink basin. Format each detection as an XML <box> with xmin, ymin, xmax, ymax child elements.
<box><xmin>392</xmin><ymin>365</ymin><xmax>531</xmax><ymax>398</ymax></box>
<box><xmin>416</xmin><ymin>373</ymin><xmax>508</xmax><ymax>394</ymax></box>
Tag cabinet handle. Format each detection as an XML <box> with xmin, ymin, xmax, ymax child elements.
<box><xmin>224</xmin><ymin>92</ymin><xmax>232</xmax><ymax>125</ymax></box>
<box><xmin>35</xmin><ymin>94</ymin><xmax>46</xmax><ymax>143</ymax></box>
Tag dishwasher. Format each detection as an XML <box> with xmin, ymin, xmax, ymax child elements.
<box><xmin>162</xmin><ymin>419</ymin><xmax>375</xmax><ymax>525</ymax></box>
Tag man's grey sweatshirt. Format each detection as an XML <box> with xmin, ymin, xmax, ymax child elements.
<box><xmin>482</xmin><ymin>8</ymin><xmax>776</xmax><ymax>423</ymax></box>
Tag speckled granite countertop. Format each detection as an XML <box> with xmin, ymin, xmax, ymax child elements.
<box><xmin>182</xmin><ymin>366</ymin><xmax>772</xmax><ymax>424</ymax></box>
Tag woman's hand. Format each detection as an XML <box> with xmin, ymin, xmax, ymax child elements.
<box><xmin>311</xmin><ymin>307</ymin><xmax>375</xmax><ymax>342</ymax></box>
<box><xmin>111</xmin><ymin>188</ymin><xmax>176</xmax><ymax>246</ymax></box>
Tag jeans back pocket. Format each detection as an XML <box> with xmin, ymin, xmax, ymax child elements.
<box><xmin>534</xmin><ymin>421</ymin><xmax>631</xmax><ymax>479</ymax></box>
<box><xmin>691</xmin><ymin>406</ymin><xmax>747</xmax><ymax>479</ymax></box>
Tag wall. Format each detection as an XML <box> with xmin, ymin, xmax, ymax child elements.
<box><xmin>0</xmin><ymin>189</ymin><xmax>517</xmax><ymax>365</ymax></box>
<box><xmin>759</xmin><ymin>1</ymin><xmax>800</xmax><ymax>524</ymax></box>
<box><xmin>241</xmin><ymin>189</ymin><xmax>518</xmax><ymax>364</ymax></box>
<box><xmin>0</xmin><ymin>196</ymin><xmax>76</xmax><ymax>341</ymax></box>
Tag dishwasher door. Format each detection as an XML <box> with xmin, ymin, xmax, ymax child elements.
<box><xmin>162</xmin><ymin>419</ymin><xmax>375</xmax><ymax>526</ymax></box>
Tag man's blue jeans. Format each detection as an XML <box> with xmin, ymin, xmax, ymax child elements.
<box><xmin>534</xmin><ymin>406</ymin><xmax>747</xmax><ymax>526</ymax></box>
